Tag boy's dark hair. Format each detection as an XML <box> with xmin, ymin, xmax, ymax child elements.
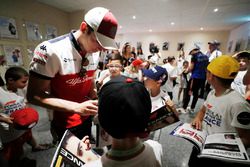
<box><xmin>214</xmin><ymin>75</ymin><xmax>234</xmax><ymax>87</ymax></box>
<box><xmin>183</xmin><ymin>60</ymin><xmax>189</xmax><ymax>65</ymax></box>
<box><xmin>109</xmin><ymin>52</ymin><xmax>123</xmax><ymax>65</ymax></box>
<box><xmin>5</xmin><ymin>67</ymin><xmax>29</xmax><ymax>83</ymax></box>
<box><xmin>236</xmin><ymin>51</ymin><xmax>250</xmax><ymax>60</ymax></box>
<box><xmin>167</xmin><ymin>56</ymin><xmax>175</xmax><ymax>63</ymax></box>
<box><xmin>98</xmin><ymin>76</ymin><xmax>151</xmax><ymax>139</ymax></box>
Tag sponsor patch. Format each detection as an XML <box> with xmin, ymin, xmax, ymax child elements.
<box><xmin>33</xmin><ymin>57</ymin><xmax>46</xmax><ymax>65</ymax></box>
<box><xmin>237</xmin><ymin>112</ymin><xmax>250</xmax><ymax>125</ymax></box>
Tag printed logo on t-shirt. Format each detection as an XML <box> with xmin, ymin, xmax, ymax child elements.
<box><xmin>203</xmin><ymin>109</ymin><xmax>222</xmax><ymax>127</ymax></box>
<box><xmin>237</xmin><ymin>112</ymin><xmax>250</xmax><ymax>125</ymax></box>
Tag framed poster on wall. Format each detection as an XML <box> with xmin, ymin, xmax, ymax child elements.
<box><xmin>25</xmin><ymin>21</ymin><xmax>42</xmax><ymax>41</ymax></box>
<box><xmin>227</xmin><ymin>41</ymin><xmax>233</xmax><ymax>53</ymax></box>
<box><xmin>3</xmin><ymin>45</ymin><xmax>23</xmax><ymax>66</ymax></box>
<box><xmin>0</xmin><ymin>16</ymin><xmax>18</xmax><ymax>39</ymax></box>
<box><xmin>0</xmin><ymin>45</ymin><xmax>6</xmax><ymax>65</ymax></box>
<box><xmin>45</xmin><ymin>24</ymin><xmax>57</xmax><ymax>39</ymax></box>
<box><xmin>162</xmin><ymin>42</ymin><xmax>169</xmax><ymax>51</ymax></box>
<box><xmin>177</xmin><ymin>42</ymin><xmax>185</xmax><ymax>51</ymax></box>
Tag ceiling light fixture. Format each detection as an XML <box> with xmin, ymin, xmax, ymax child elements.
<box><xmin>132</xmin><ymin>15</ymin><xmax>136</xmax><ymax>19</ymax></box>
<box><xmin>213</xmin><ymin>8</ymin><xmax>218</xmax><ymax>12</ymax></box>
<box><xmin>119</xmin><ymin>26</ymin><xmax>123</xmax><ymax>29</ymax></box>
<box><xmin>171</xmin><ymin>22</ymin><xmax>175</xmax><ymax>25</ymax></box>
<box><xmin>149</xmin><ymin>29</ymin><xmax>152</xmax><ymax>32</ymax></box>
<box><xmin>200</xmin><ymin>27</ymin><xmax>204</xmax><ymax>30</ymax></box>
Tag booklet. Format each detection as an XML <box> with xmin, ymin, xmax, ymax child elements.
<box><xmin>170</xmin><ymin>123</ymin><xmax>250</xmax><ymax>164</ymax></box>
<box><xmin>50</xmin><ymin>130</ymin><xmax>100</xmax><ymax>167</ymax></box>
<box><xmin>147</xmin><ymin>104</ymin><xmax>179</xmax><ymax>132</ymax></box>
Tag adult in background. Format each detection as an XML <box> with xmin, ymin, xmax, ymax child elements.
<box><xmin>178</xmin><ymin>48</ymin><xmax>208</xmax><ymax>114</ymax></box>
<box><xmin>27</xmin><ymin>7</ymin><xmax>118</xmax><ymax>141</ymax></box>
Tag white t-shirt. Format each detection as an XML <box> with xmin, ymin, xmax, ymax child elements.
<box><xmin>0</xmin><ymin>87</ymin><xmax>26</xmax><ymax>143</ymax></box>
<box><xmin>161</xmin><ymin>63</ymin><xmax>178</xmax><ymax>92</ymax></box>
<box><xmin>202</xmin><ymin>89</ymin><xmax>250</xmax><ymax>135</ymax></box>
<box><xmin>83</xmin><ymin>140</ymin><xmax>163</xmax><ymax>167</ymax></box>
<box><xmin>151</xmin><ymin>90</ymin><xmax>170</xmax><ymax>113</ymax></box>
<box><xmin>206</xmin><ymin>49</ymin><xmax>222</xmax><ymax>62</ymax></box>
<box><xmin>231</xmin><ymin>70</ymin><xmax>247</xmax><ymax>97</ymax></box>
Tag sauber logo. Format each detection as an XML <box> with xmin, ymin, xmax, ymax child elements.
<box><xmin>66</xmin><ymin>76</ymin><xmax>93</xmax><ymax>86</ymax></box>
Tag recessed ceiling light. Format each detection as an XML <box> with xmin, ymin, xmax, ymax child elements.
<box><xmin>171</xmin><ymin>22</ymin><xmax>175</xmax><ymax>25</ymax></box>
<box><xmin>149</xmin><ymin>29</ymin><xmax>152</xmax><ymax>32</ymax></box>
<box><xmin>200</xmin><ymin>27</ymin><xmax>204</xmax><ymax>30</ymax></box>
<box><xmin>119</xmin><ymin>26</ymin><xmax>123</xmax><ymax>29</ymax></box>
<box><xmin>132</xmin><ymin>15</ymin><xmax>136</xmax><ymax>19</ymax></box>
<box><xmin>213</xmin><ymin>8</ymin><xmax>218</xmax><ymax>12</ymax></box>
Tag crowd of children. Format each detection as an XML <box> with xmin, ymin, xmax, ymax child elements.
<box><xmin>1</xmin><ymin>40</ymin><xmax>250</xmax><ymax>167</ymax></box>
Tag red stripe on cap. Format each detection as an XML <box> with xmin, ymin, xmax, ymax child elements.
<box><xmin>97</xmin><ymin>12</ymin><xmax>117</xmax><ymax>39</ymax></box>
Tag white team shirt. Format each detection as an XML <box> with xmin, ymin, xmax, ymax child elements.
<box><xmin>162</xmin><ymin>63</ymin><xmax>178</xmax><ymax>92</ymax></box>
<box><xmin>231</xmin><ymin>70</ymin><xmax>247</xmax><ymax>97</ymax></box>
<box><xmin>203</xmin><ymin>89</ymin><xmax>250</xmax><ymax>135</ymax></box>
<box><xmin>0</xmin><ymin>87</ymin><xmax>26</xmax><ymax>143</ymax></box>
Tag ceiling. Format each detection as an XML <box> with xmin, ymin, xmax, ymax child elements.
<box><xmin>37</xmin><ymin>0</ymin><xmax>250</xmax><ymax>34</ymax></box>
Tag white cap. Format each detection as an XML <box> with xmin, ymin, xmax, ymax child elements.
<box><xmin>84</xmin><ymin>7</ymin><xmax>118</xmax><ymax>50</ymax></box>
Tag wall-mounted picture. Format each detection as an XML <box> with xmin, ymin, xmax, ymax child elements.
<box><xmin>25</xmin><ymin>21</ymin><xmax>42</xmax><ymax>41</ymax></box>
<box><xmin>0</xmin><ymin>45</ymin><xmax>6</xmax><ymax>66</ymax></box>
<box><xmin>137</xmin><ymin>42</ymin><xmax>142</xmax><ymax>49</ymax></box>
<box><xmin>0</xmin><ymin>16</ymin><xmax>18</xmax><ymax>39</ymax></box>
<box><xmin>45</xmin><ymin>24</ymin><xmax>57</xmax><ymax>39</ymax></box>
<box><xmin>3</xmin><ymin>45</ymin><xmax>23</xmax><ymax>66</ymax></box>
<box><xmin>246</xmin><ymin>36</ymin><xmax>250</xmax><ymax>50</ymax></box>
<box><xmin>234</xmin><ymin>40</ymin><xmax>241</xmax><ymax>52</ymax></box>
<box><xmin>227</xmin><ymin>41</ymin><xmax>233</xmax><ymax>53</ymax></box>
<box><xmin>177</xmin><ymin>42</ymin><xmax>185</xmax><ymax>51</ymax></box>
<box><xmin>162</xmin><ymin>42</ymin><xmax>169</xmax><ymax>51</ymax></box>
<box><xmin>115</xmin><ymin>42</ymin><xmax>120</xmax><ymax>49</ymax></box>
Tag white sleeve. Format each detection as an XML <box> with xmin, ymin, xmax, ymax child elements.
<box><xmin>231</xmin><ymin>102</ymin><xmax>250</xmax><ymax>129</ymax></box>
<box><xmin>29</xmin><ymin>41</ymin><xmax>60</xmax><ymax>78</ymax></box>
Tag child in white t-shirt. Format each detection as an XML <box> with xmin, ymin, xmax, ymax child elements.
<box><xmin>190</xmin><ymin>55</ymin><xmax>250</xmax><ymax>167</ymax></box>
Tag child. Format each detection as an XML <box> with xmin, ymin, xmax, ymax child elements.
<box><xmin>84</xmin><ymin>76</ymin><xmax>163</xmax><ymax>166</ymax></box>
<box><xmin>231</xmin><ymin>51</ymin><xmax>250</xmax><ymax>103</ymax></box>
<box><xmin>177</xmin><ymin>60</ymin><xmax>190</xmax><ymax>109</ymax></box>
<box><xmin>142</xmin><ymin>65</ymin><xmax>178</xmax><ymax>115</ymax></box>
<box><xmin>190</xmin><ymin>55</ymin><xmax>250</xmax><ymax>167</ymax></box>
<box><xmin>4</xmin><ymin>67</ymin><xmax>50</xmax><ymax>151</ymax></box>
<box><xmin>0</xmin><ymin>87</ymin><xmax>36</xmax><ymax>167</ymax></box>
<box><xmin>96</xmin><ymin>52</ymin><xmax>123</xmax><ymax>90</ymax></box>
<box><xmin>123</xmin><ymin>59</ymin><xmax>144</xmax><ymax>81</ymax></box>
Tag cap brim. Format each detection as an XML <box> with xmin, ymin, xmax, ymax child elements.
<box><xmin>142</xmin><ymin>69</ymin><xmax>152</xmax><ymax>78</ymax></box>
<box><xmin>95</xmin><ymin>32</ymin><xmax>117</xmax><ymax>50</ymax></box>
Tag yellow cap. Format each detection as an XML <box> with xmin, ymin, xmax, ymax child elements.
<box><xmin>207</xmin><ymin>55</ymin><xmax>239</xmax><ymax>79</ymax></box>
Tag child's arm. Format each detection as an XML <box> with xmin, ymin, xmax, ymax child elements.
<box><xmin>235</xmin><ymin>128</ymin><xmax>250</xmax><ymax>148</ymax></box>
<box><xmin>191</xmin><ymin>105</ymin><xmax>206</xmax><ymax>130</ymax></box>
<box><xmin>165</xmin><ymin>99</ymin><xmax>179</xmax><ymax>117</ymax></box>
<box><xmin>0</xmin><ymin>115</ymin><xmax>13</xmax><ymax>124</ymax></box>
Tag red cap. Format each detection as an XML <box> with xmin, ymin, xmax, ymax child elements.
<box><xmin>132</xmin><ymin>59</ymin><xmax>143</xmax><ymax>66</ymax></box>
<box><xmin>10</xmin><ymin>108</ymin><xmax>39</xmax><ymax>130</ymax></box>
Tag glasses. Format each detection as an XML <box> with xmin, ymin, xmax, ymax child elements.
<box><xmin>79</xmin><ymin>57</ymin><xmax>89</xmax><ymax>77</ymax></box>
<box><xmin>107</xmin><ymin>64</ymin><xmax>122</xmax><ymax>69</ymax></box>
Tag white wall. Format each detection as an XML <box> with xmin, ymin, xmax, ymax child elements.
<box><xmin>227</xmin><ymin>22</ymin><xmax>250</xmax><ymax>54</ymax></box>
<box><xmin>116</xmin><ymin>31</ymin><xmax>229</xmax><ymax>63</ymax></box>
